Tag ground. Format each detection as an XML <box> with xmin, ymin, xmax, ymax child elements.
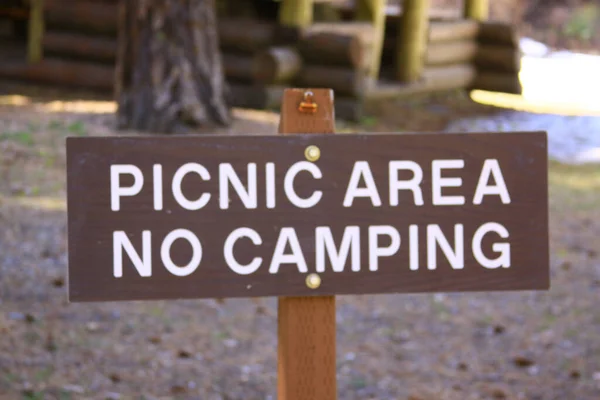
<box><xmin>0</xmin><ymin>84</ymin><xmax>599</xmax><ymax>400</ymax></box>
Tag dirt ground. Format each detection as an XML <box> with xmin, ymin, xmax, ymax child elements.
<box><xmin>0</xmin><ymin>87</ymin><xmax>599</xmax><ymax>400</ymax></box>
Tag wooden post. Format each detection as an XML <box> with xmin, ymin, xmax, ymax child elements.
<box><xmin>464</xmin><ymin>0</ymin><xmax>489</xmax><ymax>21</ymax></box>
<box><xmin>27</xmin><ymin>0</ymin><xmax>44</xmax><ymax>63</ymax></box>
<box><xmin>355</xmin><ymin>0</ymin><xmax>386</xmax><ymax>81</ymax></box>
<box><xmin>396</xmin><ymin>0</ymin><xmax>430</xmax><ymax>82</ymax></box>
<box><xmin>279</xmin><ymin>0</ymin><xmax>313</xmax><ymax>28</ymax></box>
<box><xmin>277</xmin><ymin>88</ymin><xmax>337</xmax><ymax>400</ymax></box>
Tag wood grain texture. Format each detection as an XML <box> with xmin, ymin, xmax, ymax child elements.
<box><xmin>278</xmin><ymin>295</ymin><xmax>337</xmax><ymax>400</ymax></box>
<box><xmin>278</xmin><ymin>88</ymin><xmax>335</xmax><ymax>134</ymax></box>
<box><xmin>277</xmin><ymin>88</ymin><xmax>337</xmax><ymax>400</ymax></box>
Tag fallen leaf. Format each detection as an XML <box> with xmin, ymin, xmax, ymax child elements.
<box><xmin>171</xmin><ymin>385</ymin><xmax>187</xmax><ymax>394</ymax></box>
<box><xmin>148</xmin><ymin>336</ymin><xmax>162</xmax><ymax>344</ymax></box>
<box><xmin>457</xmin><ymin>362</ymin><xmax>469</xmax><ymax>371</ymax></box>
<box><xmin>570</xmin><ymin>370</ymin><xmax>581</xmax><ymax>379</ymax></box>
<box><xmin>108</xmin><ymin>373</ymin><xmax>121</xmax><ymax>384</ymax></box>
<box><xmin>51</xmin><ymin>277</ymin><xmax>64</xmax><ymax>288</ymax></box>
<box><xmin>493</xmin><ymin>325</ymin><xmax>506</xmax><ymax>335</ymax></box>
<box><xmin>513</xmin><ymin>355</ymin><xmax>535</xmax><ymax>368</ymax></box>
<box><xmin>177</xmin><ymin>349</ymin><xmax>192</xmax><ymax>359</ymax></box>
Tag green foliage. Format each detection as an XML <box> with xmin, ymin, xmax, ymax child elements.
<box><xmin>0</xmin><ymin>130</ymin><xmax>35</xmax><ymax>146</ymax></box>
<box><xmin>350</xmin><ymin>376</ymin><xmax>368</xmax><ymax>390</ymax></box>
<box><xmin>563</xmin><ymin>4</ymin><xmax>599</xmax><ymax>41</ymax></box>
<box><xmin>359</xmin><ymin>115</ymin><xmax>378</xmax><ymax>127</ymax></box>
<box><xmin>67</xmin><ymin>121</ymin><xmax>87</xmax><ymax>136</ymax></box>
<box><xmin>22</xmin><ymin>392</ymin><xmax>44</xmax><ymax>400</ymax></box>
<box><xmin>33</xmin><ymin>366</ymin><xmax>54</xmax><ymax>382</ymax></box>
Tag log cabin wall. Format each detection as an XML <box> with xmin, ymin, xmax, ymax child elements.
<box><xmin>380</xmin><ymin>14</ymin><xmax>522</xmax><ymax>96</ymax></box>
<box><xmin>0</xmin><ymin>0</ymin><xmax>522</xmax><ymax>120</ymax></box>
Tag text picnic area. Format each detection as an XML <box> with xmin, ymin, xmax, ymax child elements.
<box><xmin>66</xmin><ymin>132</ymin><xmax>549</xmax><ymax>302</ymax></box>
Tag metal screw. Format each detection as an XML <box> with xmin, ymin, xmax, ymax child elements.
<box><xmin>305</xmin><ymin>145</ymin><xmax>321</xmax><ymax>162</ymax></box>
<box><xmin>305</xmin><ymin>273</ymin><xmax>321</xmax><ymax>289</ymax></box>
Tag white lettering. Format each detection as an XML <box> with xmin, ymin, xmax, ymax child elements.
<box><xmin>266</xmin><ymin>162</ymin><xmax>276</xmax><ymax>209</ymax></box>
<box><xmin>224</xmin><ymin>228</ymin><xmax>263</xmax><ymax>275</ymax></box>
<box><xmin>160</xmin><ymin>229</ymin><xmax>202</xmax><ymax>277</ymax></box>
<box><xmin>269</xmin><ymin>228</ymin><xmax>308</xmax><ymax>274</ymax></box>
<box><xmin>219</xmin><ymin>163</ymin><xmax>257</xmax><ymax>209</ymax></box>
<box><xmin>111</xmin><ymin>165</ymin><xmax>144</xmax><ymax>211</ymax></box>
<box><xmin>389</xmin><ymin>161</ymin><xmax>424</xmax><ymax>206</ymax></box>
<box><xmin>344</xmin><ymin>161</ymin><xmax>382</xmax><ymax>207</ymax></box>
<box><xmin>409</xmin><ymin>224</ymin><xmax>419</xmax><ymax>271</ymax></box>
<box><xmin>284</xmin><ymin>161</ymin><xmax>323</xmax><ymax>208</ymax></box>
<box><xmin>473</xmin><ymin>159</ymin><xmax>511</xmax><ymax>204</ymax></box>
<box><xmin>432</xmin><ymin>160</ymin><xmax>465</xmax><ymax>205</ymax></box>
<box><xmin>472</xmin><ymin>222</ymin><xmax>511</xmax><ymax>269</ymax></box>
<box><xmin>172</xmin><ymin>163</ymin><xmax>211</xmax><ymax>210</ymax></box>
<box><xmin>427</xmin><ymin>224</ymin><xmax>464</xmax><ymax>270</ymax></box>
<box><xmin>315</xmin><ymin>226</ymin><xmax>360</xmax><ymax>272</ymax></box>
<box><xmin>113</xmin><ymin>231</ymin><xmax>151</xmax><ymax>277</ymax></box>
<box><xmin>368</xmin><ymin>226</ymin><xmax>400</xmax><ymax>271</ymax></box>
<box><xmin>153</xmin><ymin>164</ymin><xmax>163</xmax><ymax>211</ymax></box>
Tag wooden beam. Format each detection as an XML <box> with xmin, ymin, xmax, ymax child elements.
<box><xmin>355</xmin><ymin>0</ymin><xmax>386</xmax><ymax>80</ymax></box>
<box><xmin>222</xmin><ymin>53</ymin><xmax>255</xmax><ymax>82</ymax></box>
<box><xmin>396</xmin><ymin>0</ymin><xmax>430</xmax><ymax>82</ymax></box>
<box><xmin>226</xmin><ymin>83</ymin><xmax>285</xmax><ymax>110</ymax></box>
<box><xmin>464</xmin><ymin>0</ymin><xmax>489</xmax><ymax>21</ymax></box>
<box><xmin>475</xmin><ymin>44</ymin><xmax>521</xmax><ymax>73</ymax></box>
<box><xmin>279</xmin><ymin>0</ymin><xmax>313</xmax><ymax>28</ymax></box>
<box><xmin>298</xmin><ymin>65</ymin><xmax>368</xmax><ymax>98</ymax></box>
<box><xmin>471</xmin><ymin>71</ymin><xmax>522</xmax><ymax>94</ymax></box>
<box><xmin>44</xmin><ymin>0</ymin><xmax>118</xmax><ymax>35</ymax></box>
<box><xmin>43</xmin><ymin>31</ymin><xmax>117</xmax><ymax>62</ymax></box>
<box><xmin>298</xmin><ymin>32</ymin><xmax>367</xmax><ymax>69</ymax></box>
<box><xmin>478</xmin><ymin>22</ymin><xmax>520</xmax><ymax>46</ymax></box>
<box><xmin>253</xmin><ymin>46</ymin><xmax>302</xmax><ymax>84</ymax></box>
<box><xmin>0</xmin><ymin>58</ymin><xmax>114</xmax><ymax>91</ymax></box>
<box><xmin>428</xmin><ymin>20</ymin><xmax>480</xmax><ymax>43</ymax></box>
<box><xmin>277</xmin><ymin>88</ymin><xmax>337</xmax><ymax>400</ymax></box>
<box><xmin>425</xmin><ymin>40</ymin><xmax>478</xmax><ymax>66</ymax></box>
<box><xmin>27</xmin><ymin>0</ymin><xmax>44</xmax><ymax>63</ymax></box>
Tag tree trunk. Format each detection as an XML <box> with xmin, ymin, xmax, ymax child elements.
<box><xmin>116</xmin><ymin>0</ymin><xmax>231</xmax><ymax>133</ymax></box>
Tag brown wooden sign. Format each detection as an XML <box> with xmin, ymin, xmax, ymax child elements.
<box><xmin>66</xmin><ymin>131</ymin><xmax>549</xmax><ymax>302</ymax></box>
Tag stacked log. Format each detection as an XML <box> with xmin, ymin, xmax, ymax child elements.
<box><xmin>0</xmin><ymin>58</ymin><xmax>114</xmax><ymax>91</ymax></box>
<box><xmin>378</xmin><ymin>16</ymin><xmax>522</xmax><ymax>96</ymax></box>
<box><xmin>294</xmin><ymin>24</ymin><xmax>374</xmax><ymax>120</ymax></box>
<box><xmin>472</xmin><ymin>22</ymin><xmax>522</xmax><ymax>94</ymax></box>
<box><xmin>44</xmin><ymin>0</ymin><xmax>119</xmax><ymax>36</ymax></box>
<box><xmin>404</xmin><ymin>19</ymin><xmax>521</xmax><ymax>95</ymax></box>
<box><xmin>40</xmin><ymin>0</ymin><xmax>119</xmax><ymax>65</ymax></box>
<box><xmin>222</xmin><ymin>20</ymin><xmax>374</xmax><ymax>121</ymax></box>
<box><xmin>0</xmin><ymin>0</ymin><xmax>120</xmax><ymax>91</ymax></box>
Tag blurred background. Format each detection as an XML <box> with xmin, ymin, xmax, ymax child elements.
<box><xmin>0</xmin><ymin>0</ymin><xmax>599</xmax><ymax>399</ymax></box>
